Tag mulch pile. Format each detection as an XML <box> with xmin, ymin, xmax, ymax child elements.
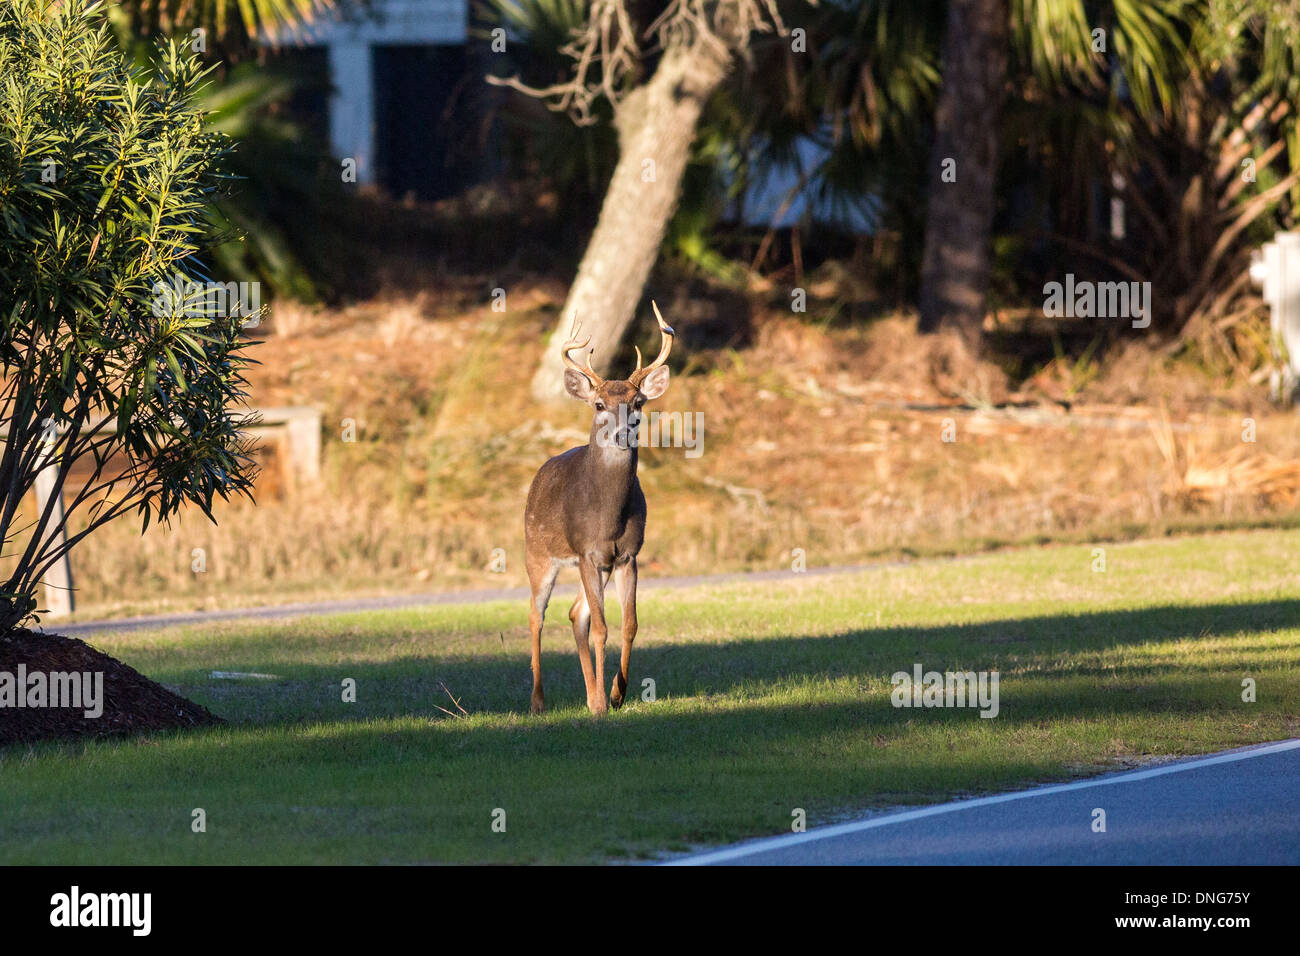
<box><xmin>0</xmin><ymin>629</ymin><xmax>221</xmax><ymax>747</ymax></box>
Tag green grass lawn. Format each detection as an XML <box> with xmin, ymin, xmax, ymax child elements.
<box><xmin>2</xmin><ymin>529</ymin><xmax>1298</xmax><ymax>864</ymax></box>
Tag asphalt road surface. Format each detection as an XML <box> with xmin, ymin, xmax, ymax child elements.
<box><xmin>669</xmin><ymin>738</ymin><xmax>1300</xmax><ymax>865</ymax></box>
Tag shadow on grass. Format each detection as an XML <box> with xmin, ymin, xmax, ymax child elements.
<box><xmin>7</xmin><ymin>594</ymin><xmax>1299</xmax><ymax>863</ymax></box>
<box><xmin>11</xmin><ymin>666</ymin><xmax>1295</xmax><ymax>862</ymax></box>
<box><xmin>165</xmin><ymin>597</ymin><xmax>1300</xmax><ymax>726</ymax></box>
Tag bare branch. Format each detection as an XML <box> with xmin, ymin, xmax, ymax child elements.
<box><xmin>486</xmin><ymin>0</ymin><xmax>796</xmax><ymax>123</ymax></box>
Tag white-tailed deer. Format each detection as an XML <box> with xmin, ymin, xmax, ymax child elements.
<box><xmin>524</xmin><ymin>303</ymin><xmax>675</xmax><ymax>715</ymax></box>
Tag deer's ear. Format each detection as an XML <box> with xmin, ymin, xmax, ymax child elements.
<box><xmin>564</xmin><ymin>369</ymin><xmax>596</xmax><ymax>402</ymax></box>
<box><xmin>639</xmin><ymin>364</ymin><xmax>670</xmax><ymax>400</ymax></box>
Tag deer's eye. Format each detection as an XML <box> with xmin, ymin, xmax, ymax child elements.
<box><xmin>594</xmin><ymin>402</ymin><xmax>606</xmax><ymax>412</ymax></box>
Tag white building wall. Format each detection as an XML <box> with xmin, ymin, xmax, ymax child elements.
<box><xmin>268</xmin><ymin>1</ymin><xmax>469</xmax><ymax>184</ymax></box>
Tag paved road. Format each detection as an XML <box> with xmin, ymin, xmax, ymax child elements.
<box><xmin>669</xmin><ymin>738</ymin><xmax>1300</xmax><ymax>865</ymax></box>
<box><xmin>54</xmin><ymin>559</ymin><xmax>905</xmax><ymax>637</ymax></box>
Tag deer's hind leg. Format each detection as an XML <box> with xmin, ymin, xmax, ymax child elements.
<box><xmin>526</xmin><ymin>554</ymin><xmax>560</xmax><ymax>714</ymax></box>
<box><xmin>568</xmin><ymin>590</ymin><xmax>589</xmax><ymax>648</ymax></box>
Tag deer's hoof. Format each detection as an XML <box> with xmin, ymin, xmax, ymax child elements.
<box><xmin>610</xmin><ymin>676</ymin><xmax>626</xmax><ymax>709</ymax></box>
<box><xmin>587</xmin><ymin>696</ymin><xmax>608</xmax><ymax>717</ymax></box>
<box><xmin>530</xmin><ymin>692</ymin><xmax>545</xmax><ymax>715</ymax></box>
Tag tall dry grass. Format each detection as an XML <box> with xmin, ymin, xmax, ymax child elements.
<box><xmin>32</xmin><ymin>294</ymin><xmax>1300</xmax><ymax>621</ymax></box>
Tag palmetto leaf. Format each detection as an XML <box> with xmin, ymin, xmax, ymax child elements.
<box><xmin>113</xmin><ymin>0</ymin><xmax>332</xmax><ymax>40</ymax></box>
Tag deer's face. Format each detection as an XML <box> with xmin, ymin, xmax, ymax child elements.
<box><xmin>559</xmin><ymin>304</ymin><xmax>675</xmax><ymax>452</ymax></box>
<box><xmin>565</xmin><ymin>374</ymin><xmax>669</xmax><ymax>450</ymax></box>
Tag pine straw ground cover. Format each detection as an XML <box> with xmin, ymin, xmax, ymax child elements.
<box><xmin>0</xmin><ymin>630</ymin><xmax>219</xmax><ymax>746</ymax></box>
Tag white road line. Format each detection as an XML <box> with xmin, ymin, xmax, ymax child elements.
<box><xmin>664</xmin><ymin>737</ymin><xmax>1300</xmax><ymax>866</ymax></box>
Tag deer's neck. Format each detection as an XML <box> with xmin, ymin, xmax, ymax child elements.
<box><xmin>584</xmin><ymin>425</ymin><xmax>638</xmax><ymax>499</ymax></box>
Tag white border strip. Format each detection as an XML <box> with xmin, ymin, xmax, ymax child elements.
<box><xmin>664</xmin><ymin>737</ymin><xmax>1300</xmax><ymax>866</ymax></box>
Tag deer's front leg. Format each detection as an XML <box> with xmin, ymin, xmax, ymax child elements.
<box><xmin>610</xmin><ymin>558</ymin><xmax>637</xmax><ymax>709</ymax></box>
<box><xmin>577</xmin><ymin>558</ymin><xmax>609</xmax><ymax>715</ymax></box>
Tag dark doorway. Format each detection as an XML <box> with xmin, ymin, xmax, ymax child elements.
<box><xmin>372</xmin><ymin>45</ymin><xmax>486</xmax><ymax>201</ymax></box>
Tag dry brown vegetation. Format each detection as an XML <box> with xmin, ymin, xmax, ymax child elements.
<box><xmin>45</xmin><ymin>276</ymin><xmax>1300</xmax><ymax>621</ymax></box>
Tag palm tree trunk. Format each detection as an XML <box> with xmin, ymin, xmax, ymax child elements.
<box><xmin>917</xmin><ymin>0</ymin><xmax>1009</xmax><ymax>345</ymax></box>
<box><xmin>530</xmin><ymin>43</ymin><xmax>729</xmax><ymax>400</ymax></box>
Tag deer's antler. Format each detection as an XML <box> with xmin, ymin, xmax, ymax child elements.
<box><xmin>629</xmin><ymin>301</ymin><xmax>675</xmax><ymax>387</ymax></box>
<box><xmin>560</xmin><ymin>315</ymin><xmax>604</xmax><ymax>388</ymax></box>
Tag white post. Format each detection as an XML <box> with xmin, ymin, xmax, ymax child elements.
<box><xmin>32</xmin><ymin>439</ymin><xmax>74</xmax><ymax>617</ymax></box>
<box><xmin>1251</xmin><ymin>231</ymin><xmax>1300</xmax><ymax>403</ymax></box>
<box><xmin>328</xmin><ymin>41</ymin><xmax>375</xmax><ymax>185</ymax></box>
